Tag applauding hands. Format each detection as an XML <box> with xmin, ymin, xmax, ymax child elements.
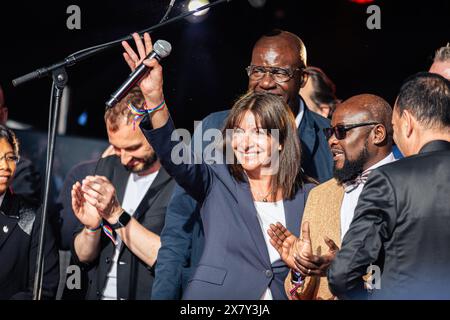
<box><xmin>71</xmin><ymin>175</ymin><xmax>124</xmax><ymax>228</ymax></box>
<box><xmin>268</xmin><ymin>221</ymin><xmax>339</xmax><ymax>277</ymax></box>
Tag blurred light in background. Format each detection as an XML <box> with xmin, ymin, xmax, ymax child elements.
<box><xmin>349</xmin><ymin>0</ymin><xmax>375</xmax><ymax>4</ymax></box>
<box><xmin>188</xmin><ymin>0</ymin><xmax>210</xmax><ymax>16</ymax></box>
<box><xmin>77</xmin><ymin>111</ymin><xmax>88</xmax><ymax>126</ymax></box>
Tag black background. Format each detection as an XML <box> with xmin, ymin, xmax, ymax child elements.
<box><xmin>0</xmin><ymin>0</ymin><xmax>449</xmax><ymax>139</ymax></box>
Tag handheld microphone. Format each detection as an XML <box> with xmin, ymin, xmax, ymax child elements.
<box><xmin>106</xmin><ymin>39</ymin><xmax>172</xmax><ymax>108</ymax></box>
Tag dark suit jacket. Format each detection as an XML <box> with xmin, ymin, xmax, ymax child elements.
<box><xmin>152</xmin><ymin>101</ymin><xmax>333</xmax><ymax>299</ymax></box>
<box><xmin>142</xmin><ymin>116</ymin><xmax>314</xmax><ymax>299</ymax></box>
<box><xmin>151</xmin><ymin>110</ymin><xmax>227</xmax><ymax>299</ymax></box>
<box><xmin>11</xmin><ymin>157</ymin><xmax>41</xmax><ymax>204</ymax></box>
<box><xmin>70</xmin><ymin>155</ymin><xmax>175</xmax><ymax>300</ymax></box>
<box><xmin>0</xmin><ymin>190</ymin><xmax>59</xmax><ymax>300</ymax></box>
<box><xmin>328</xmin><ymin>140</ymin><xmax>450</xmax><ymax>300</ymax></box>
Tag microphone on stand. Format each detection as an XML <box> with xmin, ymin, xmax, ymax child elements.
<box><xmin>105</xmin><ymin>39</ymin><xmax>172</xmax><ymax>108</ymax></box>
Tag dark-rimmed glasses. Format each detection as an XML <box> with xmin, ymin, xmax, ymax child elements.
<box><xmin>245</xmin><ymin>65</ymin><xmax>300</xmax><ymax>83</ymax></box>
<box><xmin>0</xmin><ymin>153</ymin><xmax>19</xmax><ymax>165</ymax></box>
<box><xmin>323</xmin><ymin>122</ymin><xmax>380</xmax><ymax>140</ymax></box>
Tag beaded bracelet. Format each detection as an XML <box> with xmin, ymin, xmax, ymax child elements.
<box><xmin>289</xmin><ymin>270</ymin><xmax>305</xmax><ymax>297</ymax></box>
<box><xmin>84</xmin><ymin>222</ymin><xmax>117</xmax><ymax>245</ymax></box>
<box><xmin>127</xmin><ymin>100</ymin><xmax>166</xmax><ymax>129</ymax></box>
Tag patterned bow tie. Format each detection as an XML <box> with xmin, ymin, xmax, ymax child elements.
<box><xmin>343</xmin><ymin>169</ymin><xmax>372</xmax><ymax>193</ymax></box>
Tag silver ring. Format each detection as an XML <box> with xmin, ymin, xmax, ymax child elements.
<box><xmin>307</xmin><ymin>269</ymin><xmax>311</xmax><ymax>275</ymax></box>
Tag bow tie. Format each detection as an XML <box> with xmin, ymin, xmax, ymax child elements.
<box><xmin>343</xmin><ymin>169</ymin><xmax>372</xmax><ymax>193</ymax></box>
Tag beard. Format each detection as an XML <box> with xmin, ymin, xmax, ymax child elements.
<box><xmin>333</xmin><ymin>141</ymin><xmax>370</xmax><ymax>184</ymax></box>
<box><xmin>125</xmin><ymin>151</ymin><xmax>158</xmax><ymax>174</ymax></box>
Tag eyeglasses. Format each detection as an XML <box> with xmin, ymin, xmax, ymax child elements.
<box><xmin>323</xmin><ymin>122</ymin><xmax>380</xmax><ymax>140</ymax></box>
<box><xmin>0</xmin><ymin>153</ymin><xmax>19</xmax><ymax>164</ymax></box>
<box><xmin>245</xmin><ymin>65</ymin><xmax>300</xmax><ymax>83</ymax></box>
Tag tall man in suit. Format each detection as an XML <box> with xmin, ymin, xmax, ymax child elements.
<box><xmin>70</xmin><ymin>86</ymin><xmax>175</xmax><ymax>300</ymax></box>
<box><xmin>152</xmin><ymin>29</ymin><xmax>333</xmax><ymax>299</ymax></box>
<box><xmin>268</xmin><ymin>94</ymin><xmax>395</xmax><ymax>299</ymax></box>
<box><xmin>328</xmin><ymin>72</ymin><xmax>450</xmax><ymax>299</ymax></box>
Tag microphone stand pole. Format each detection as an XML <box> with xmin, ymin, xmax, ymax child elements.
<box><xmin>11</xmin><ymin>0</ymin><xmax>232</xmax><ymax>300</ymax></box>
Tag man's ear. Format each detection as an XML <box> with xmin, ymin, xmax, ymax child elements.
<box><xmin>372</xmin><ymin>123</ymin><xmax>387</xmax><ymax>145</ymax></box>
<box><xmin>299</xmin><ymin>71</ymin><xmax>308</xmax><ymax>89</ymax></box>
<box><xmin>318</xmin><ymin>104</ymin><xmax>331</xmax><ymax>118</ymax></box>
<box><xmin>402</xmin><ymin>109</ymin><xmax>414</xmax><ymax>138</ymax></box>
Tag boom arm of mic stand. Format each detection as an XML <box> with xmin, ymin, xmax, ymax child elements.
<box><xmin>12</xmin><ymin>0</ymin><xmax>232</xmax><ymax>87</ymax></box>
<box><xmin>12</xmin><ymin>0</ymin><xmax>233</xmax><ymax>299</ymax></box>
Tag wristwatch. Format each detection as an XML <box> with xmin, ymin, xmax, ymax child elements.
<box><xmin>110</xmin><ymin>211</ymin><xmax>131</xmax><ymax>230</ymax></box>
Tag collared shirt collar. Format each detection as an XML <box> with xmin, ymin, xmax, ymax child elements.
<box><xmin>365</xmin><ymin>152</ymin><xmax>396</xmax><ymax>172</ymax></box>
<box><xmin>295</xmin><ymin>98</ymin><xmax>305</xmax><ymax>128</ymax></box>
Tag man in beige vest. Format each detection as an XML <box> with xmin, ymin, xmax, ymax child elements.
<box><xmin>268</xmin><ymin>94</ymin><xmax>395</xmax><ymax>299</ymax></box>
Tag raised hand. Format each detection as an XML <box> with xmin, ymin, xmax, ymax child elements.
<box><xmin>268</xmin><ymin>222</ymin><xmax>300</xmax><ymax>271</ymax></box>
<box><xmin>71</xmin><ymin>181</ymin><xmax>102</xmax><ymax>229</ymax></box>
<box><xmin>121</xmin><ymin>32</ymin><xmax>164</xmax><ymax>106</ymax></box>
<box><xmin>80</xmin><ymin>175</ymin><xmax>124</xmax><ymax>225</ymax></box>
<box><xmin>293</xmin><ymin>223</ymin><xmax>339</xmax><ymax>277</ymax></box>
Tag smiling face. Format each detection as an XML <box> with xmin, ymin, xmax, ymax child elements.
<box><xmin>248</xmin><ymin>37</ymin><xmax>303</xmax><ymax>111</ymax></box>
<box><xmin>107</xmin><ymin>119</ymin><xmax>158</xmax><ymax>175</ymax></box>
<box><xmin>231</xmin><ymin>110</ymin><xmax>277</xmax><ymax>174</ymax></box>
<box><xmin>0</xmin><ymin>138</ymin><xmax>17</xmax><ymax>195</ymax></box>
<box><xmin>329</xmin><ymin>104</ymin><xmax>375</xmax><ymax>183</ymax></box>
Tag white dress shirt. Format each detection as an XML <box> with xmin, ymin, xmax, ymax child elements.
<box><xmin>340</xmin><ymin>153</ymin><xmax>396</xmax><ymax>239</ymax></box>
<box><xmin>254</xmin><ymin>200</ymin><xmax>286</xmax><ymax>300</ymax></box>
<box><xmin>295</xmin><ymin>99</ymin><xmax>305</xmax><ymax>128</ymax></box>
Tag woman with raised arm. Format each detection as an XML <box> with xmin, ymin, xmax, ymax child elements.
<box><xmin>122</xmin><ymin>32</ymin><xmax>315</xmax><ymax>300</ymax></box>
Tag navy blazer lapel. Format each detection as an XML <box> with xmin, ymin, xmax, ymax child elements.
<box><xmin>283</xmin><ymin>190</ymin><xmax>306</xmax><ymax>238</ymax></box>
<box><xmin>236</xmin><ymin>181</ymin><xmax>272</xmax><ymax>268</ymax></box>
<box><xmin>298</xmin><ymin>106</ymin><xmax>318</xmax><ymax>155</ymax></box>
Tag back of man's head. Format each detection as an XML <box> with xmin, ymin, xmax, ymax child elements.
<box><xmin>396</xmin><ymin>72</ymin><xmax>450</xmax><ymax>130</ymax></box>
<box><xmin>301</xmin><ymin>66</ymin><xmax>339</xmax><ymax>117</ymax></box>
<box><xmin>429</xmin><ymin>44</ymin><xmax>450</xmax><ymax>80</ymax></box>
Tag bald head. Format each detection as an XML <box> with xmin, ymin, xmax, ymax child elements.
<box><xmin>338</xmin><ymin>94</ymin><xmax>393</xmax><ymax>142</ymax></box>
<box><xmin>253</xmin><ymin>30</ymin><xmax>307</xmax><ymax>69</ymax></box>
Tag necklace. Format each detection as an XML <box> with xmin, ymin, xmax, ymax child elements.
<box><xmin>253</xmin><ymin>188</ymin><xmax>275</xmax><ymax>202</ymax></box>
<box><xmin>245</xmin><ymin>172</ymin><xmax>275</xmax><ymax>202</ymax></box>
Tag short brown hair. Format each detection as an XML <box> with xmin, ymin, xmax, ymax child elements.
<box><xmin>224</xmin><ymin>92</ymin><xmax>306</xmax><ymax>200</ymax></box>
<box><xmin>104</xmin><ymin>86</ymin><xmax>146</xmax><ymax>131</ymax></box>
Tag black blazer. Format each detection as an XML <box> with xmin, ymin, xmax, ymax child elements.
<box><xmin>142</xmin><ymin>117</ymin><xmax>314</xmax><ymax>300</ymax></box>
<box><xmin>71</xmin><ymin>155</ymin><xmax>175</xmax><ymax>300</ymax></box>
<box><xmin>0</xmin><ymin>190</ymin><xmax>59</xmax><ymax>300</ymax></box>
<box><xmin>328</xmin><ymin>140</ymin><xmax>450</xmax><ymax>299</ymax></box>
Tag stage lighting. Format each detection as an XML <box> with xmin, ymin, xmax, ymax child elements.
<box><xmin>188</xmin><ymin>0</ymin><xmax>210</xmax><ymax>16</ymax></box>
